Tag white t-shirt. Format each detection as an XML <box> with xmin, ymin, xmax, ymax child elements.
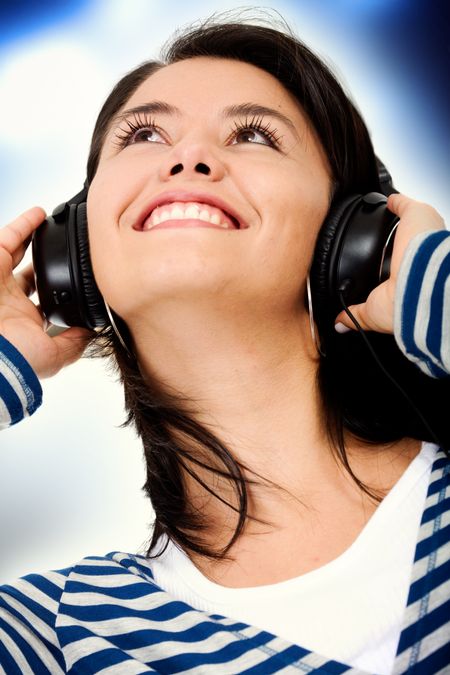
<box><xmin>151</xmin><ymin>442</ymin><xmax>437</xmax><ymax>675</ymax></box>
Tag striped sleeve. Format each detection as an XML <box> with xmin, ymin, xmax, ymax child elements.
<box><xmin>394</xmin><ymin>454</ymin><xmax>450</xmax><ymax>674</ymax></box>
<box><xmin>394</xmin><ymin>230</ymin><xmax>450</xmax><ymax>378</ymax></box>
<box><xmin>0</xmin><ymin>569</ymin><xmax>70</xmax><ymax>674</ymax></box>
<box><xmin>0</xmin><ymin>335</ymin><xmax>42</xmax><ymax>429</ymax></box>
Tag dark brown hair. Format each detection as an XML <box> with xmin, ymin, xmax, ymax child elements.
<box><xmin>86</xmin><ymin>11</ymin><xmax>449</xmax><ymax>562</ymax></box>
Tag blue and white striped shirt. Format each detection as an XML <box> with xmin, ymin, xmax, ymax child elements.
<box><xmin>0</xmin><ymin>336</ymin><xmax>41</xmax><ymax>430</ymax></box>
<box><xmin>0</xmin><ymin>230</ymin><xmax>449</xmax><ymax>673</ymax></box>
<box><xmin>0</xmin><ymin>451</ymin><xmax>448</xmax><ymax>674</ymax></box>
<box><xmin>394</xmin><ymin>230</ymin><xmax>450</xmax><ymax>378</ymax></box>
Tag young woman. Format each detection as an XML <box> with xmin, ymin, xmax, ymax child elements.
<box><xmin>0</xmin><ymin>15</ymin><xmax>449</xmax><ymax>675</ymax></box>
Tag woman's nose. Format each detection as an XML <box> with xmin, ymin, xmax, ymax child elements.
<box><xmin>158</xmin><ymin>141</ymin><xmax>226</xmax><ymax>182</ymax></box>
<box><xmin>169</xmin><ymin>162</ymin><xmax>211</xmax><ymax>176</ymax></box>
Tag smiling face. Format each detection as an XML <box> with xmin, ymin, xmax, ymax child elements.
<box><xmin>87</xmin><ymin>56</ymin><xmax>333</xmax><ymax>329</ymax></box>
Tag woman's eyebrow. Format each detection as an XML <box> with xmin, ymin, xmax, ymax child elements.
<box><xmin>110</xmin><ymin>101</ymin><xmax>181</xmax><ymax>130</ymax></box>
<box><xmin>108</xmin><ymin>100</ymin><xmax>299</xmax><ymax>139</ymax></box>
<box><xmin>222</xmin><ymin>103</ymin><xmax>300</xmax><ymax>140</ymax></box>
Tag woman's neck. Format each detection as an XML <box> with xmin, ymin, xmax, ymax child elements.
<box><xmin>131</xmin><ymin>303</ymin><xmax>420</xmax><ymax>568</ymax></box>
<box><xmin>132</xmin><ymin>302</ymin><xmax>328</xmax><ymax>489</ymax></box>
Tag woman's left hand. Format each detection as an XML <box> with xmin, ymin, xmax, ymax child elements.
<box><xmin>334</xmin><ymin>193</ymin><xmax>447</xmax><ymax>334</ymax></box>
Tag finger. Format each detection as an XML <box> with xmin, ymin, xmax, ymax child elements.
<box><xmin>335</xmin><ymin>304</ymin><xmax>367</xmax><ymax>332</ymax></box>
<box><xmin>0</xmin><ymin>207</ymin><xmax>47</xmax><ymax>258</ymax></box>
<box><xmin>14</xmin><ymin>263</ymin><xmax>36</xmax><ymax>296</ymax></box>
<box><xmin>386</xmin><ymin>194</ymin><xmax>446</xmax><ymax>282</ymax></box>
<box><xmin>11</xmin><ymin>235</ymin><xmax>32</xmax><ymax>269</ymax></box>
<box><xmin>334</xmin><ymin>300</ymin><xmax>392</xmax><ymax>334</ymax></box>
<box><xmin>387</xmin><ymin>193</ymin><xmax>445</xmax><ymax>230</ymax></box>
<box><xmin>52</xmin><ymin>326</ymin><xmax>94</xmax><ymax>368</ymax></box>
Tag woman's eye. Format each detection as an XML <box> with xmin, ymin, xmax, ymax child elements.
<box><xmin>229</xmin><ymin>118</ymin><xmax>281</xmax><ymax>149</ymax></box>
<box><xmin>232</xmin><ymin>128</ymin><xmax>272</xmax><ymax>146</ymax></box>
<box><xmin>112</xmin><ymin>115</ymin><xmax>166</xmax><ymax>149</ymax></box>
<box><xmin>130</xmin><ymin>127</ymin><xmax>165</xmax><ymax>144</ymax></box>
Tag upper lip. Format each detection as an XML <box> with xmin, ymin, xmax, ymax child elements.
<box><xmin>134</xmin><ymin>190</ymin><xmax>246</xmax><ymax>230</ymax></box>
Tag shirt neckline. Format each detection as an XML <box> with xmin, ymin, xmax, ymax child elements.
<box><xmin>62</xmin><ymin>446</ymin><xmax>446</xmax><ymax>675</ymax></box>
<box><xmin>154</xmin><ymin>442</ymin><xmax>437</xmax><ymax>603</ymax></box>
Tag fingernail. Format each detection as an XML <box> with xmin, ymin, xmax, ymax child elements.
<box><xmin>335</xmin><ymin>322</ymin><xmax>351</xmax><ymax>334</ymax></box>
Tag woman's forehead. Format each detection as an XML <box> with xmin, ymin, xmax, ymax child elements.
<box><xmin>99</xmin><ymin>55</ymin><xmax>330</xmax><ymax>173</ymax></box>
<box><xmin>124</xmin><ymin>57</ymin><xmax>303</xmax><ymax>116</ymax></box>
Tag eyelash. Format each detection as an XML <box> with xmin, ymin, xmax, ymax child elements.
<box><xmin>230</xmin><ymin>115</ymin><xmax>283</xmax><ymax>148</ymax></box>
<box><xmin>112</xmin><ymin>112</ymin><xmax>160</xmax><ymax>149</ymax></box>
<box><xmin>112</xmin><ymin>112</ymin><xmax>283</xmax><ymax>150</ymax></box>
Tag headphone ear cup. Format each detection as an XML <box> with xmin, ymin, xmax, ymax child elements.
<box><xmin>73</xmin><ymin>203</ymin><xmax>108</xmax><ymax>328</ymax></box>
<box><xmin>310</xmin><ymin>192</ymin><xmax>399</xmax><ymax>338</ymax></box>
<box><xmin>310</xmin><ymin>194</ymin><xmax>359</xmax><ymax>331</ymax></box>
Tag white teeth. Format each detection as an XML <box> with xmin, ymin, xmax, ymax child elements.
<box><xmin>145</xmin><ymin>201</ymin><xmax>237</xmax><ymax>229</ymax></box>
<box><xmin>160</xmin><ymin>210</ymin><xmax>172</xmax><ymax>223</ymax></box>
<box><xmin>185</xmin><ymin>204</ymin><xmax>200</xmax><ymax>219</ymax></box>
<box><xmin>172</xmin><ymin>205</ymin><xmax>184</xmax><ymax>219</ymax></box>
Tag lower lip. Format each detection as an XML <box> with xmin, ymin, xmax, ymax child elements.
<box><xmin>143</xmin><ymin>218</ymin><xmax>236</xmax><ymax>231</ymax></box>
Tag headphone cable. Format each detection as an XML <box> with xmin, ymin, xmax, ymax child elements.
<box><xmin>338</xmin><ymin>291</ymin><xmax>443</xmax><ymax>449</ymax></box>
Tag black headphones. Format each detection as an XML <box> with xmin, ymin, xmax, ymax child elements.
<box><xmin>31</xmin><ymin>160</ymin><xmax>399</xmax><ymax>334</ymax></box>
<box><xmin>32</xmin><ymin>183</ymin><xmax>105</xmax><ymax>331</ymax></box>
<box><xmin>310</xmin><ymin>160</ymin><xmax>398</xmax><ymax>336</ymax></box>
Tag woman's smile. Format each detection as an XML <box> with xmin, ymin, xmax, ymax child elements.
<box><xmin>134</xmin><ymin>190</ymin><xmax>246</xmax><ymax>231</ymax></box>
<box><xmin>142</xmin><ymin>203</ymin><xmax>236</xmax><ymax>230</ymax></box>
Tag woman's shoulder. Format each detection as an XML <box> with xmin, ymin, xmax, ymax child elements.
<box><xmin>0</xmin><ymin>564</ymin><xmax>71</xmax><ymax>673</ymax></box>
<box><xmin>1</xmin><ymin>551</ymin><xmax>158</xmax><ymax>607</ymax></box>
<box><xmin>0</xmin><ymin>551</ymin><xmax>159</xmax><ymax>623</ymax></box>
<box><xmin>0</xmin><ymin>551</ymin><xmax>158</xmax><ymax>673</ymax></box>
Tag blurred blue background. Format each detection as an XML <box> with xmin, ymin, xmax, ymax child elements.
<box><xmin>2</xmin><ymin>0</ymin><xmax>444</xmax><ymax>140</ymax></box>
<box><xmin>0</xmin><ymin>0</ymin><xmax>448</xmax><ymax>582</ymax></box>
<box><xmin>1</xmin><ymin>0</ymin><xmax>449</xmax><ymax>223</ymax></box>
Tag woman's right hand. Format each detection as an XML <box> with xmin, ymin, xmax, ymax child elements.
<box><xmin>0</xmin><ymin>207</ymin><xmax>93</xmax><ymax>378</ymax></box>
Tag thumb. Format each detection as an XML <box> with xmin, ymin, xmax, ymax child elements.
<box><xmin>334</xmin><ymin>287</ymin><xmax>394</xmax><ymax>334</ymax></box>
<box><xmin>50</xmin><ymin>326</ymin><xmax>94</xmax><ymax>372</ymax></box>
<box><xmin>334</xmin><ymin>303</ymin><xmax>367</xmax><ymax>333</ymax></box>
